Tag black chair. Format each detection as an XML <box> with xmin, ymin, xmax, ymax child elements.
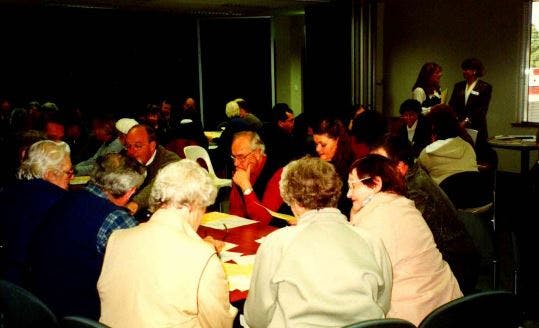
<box><xmin>439</xmin><ymin>170</ymin><xmax>494</xmax><ymax>215</ymax></box>
<box><xmin>0</xmin><ymin>279</ymin><xmax>59</xmax><ymax>328</ymax></box>
<box><xmin>60</xmin><ymin>316</ymin><xmax>110</xmax><ymax>328</ymax></box>
<box><xmin>343</xmin><ymin>318</ymin><xmax>416</xmax><ymax>328</ymax></box>
<box><xmin>418</xmin><ymin>290</ymin><xmax>522</xmax><ymax>328</ymax></box>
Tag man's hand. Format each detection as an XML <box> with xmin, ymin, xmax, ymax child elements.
<box><xmin>232</xmin><ymin>164</ymin><xmax>252</xmax><ymax>192</ymax></box>
<box><xmin>125</xmin><ymin>201</ymin><xmax>139</xmax><ymax>215</ymax></box>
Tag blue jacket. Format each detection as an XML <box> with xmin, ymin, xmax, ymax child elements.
<box><xmin>0</xmin><ymin>179</ymin><xmax>66</xmax><ymax>286</ymax></box>
<box><xmin>29</xmin><ymin>188</ymin><xmax>124</xmax><ymax>319</ymax></box>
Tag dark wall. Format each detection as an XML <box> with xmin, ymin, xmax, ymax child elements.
<box><xmin>304</xmin><ymin>2</ymin><xmax>352</xmax><ymax>119</ymax></box>
<box><xmin>199</xmin><ymin>18</ymin><xmax>272</xmax><ymax>129</ymax></box>
<box><xmin>0</xmin><ymin>6</ymin><xmax>198</xmax><ymax>115</ymax></box>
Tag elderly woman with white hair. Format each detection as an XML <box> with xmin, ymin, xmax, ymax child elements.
<box><xmin>98</xmin><ymin>159</ymin><xmax>237</xmax><ymax>328</ymax></box>
<box><xmin>0</xmin><ymin>140</ymin><xmax>72</xmax><ymax>285</ymax></box>
<box><xmin>244</xmin><ymin>156</ymin><xmax>392</xmax><ymax>328</ymax></box>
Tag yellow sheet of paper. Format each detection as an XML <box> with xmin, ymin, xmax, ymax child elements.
<box><xmin>266</xmin><ymin>208</ymin><xmax>296</xmax><ymax>224</ymax></box>
<box><xmin>222</xmin><ymin>263</ymin><xmax>253</xmax><ymax>276</ymax></box>
<box><xmin>441</xmin><ymin>88</ymin><xmax>448</xmax><ymax>104</ymax></box>
<box><xmin>202</xmin><ymin>211</ymin><xmax>231</xmax><ymax>224</ymax></box>
<box><xmin>70</xmin><ymin>176</ymin><xmax>90</xmax><ymax>185</ymax></box>
<box><xmin>255</xmin><ymin>203</ymin><xmax>296</xmax><ymax>224</ymax></box>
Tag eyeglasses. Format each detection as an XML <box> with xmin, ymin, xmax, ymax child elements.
<box><xmin>59</xmin><ymin>168</ymin><xmax>74</xmax><ymax>178</ymax></box>
<box><xmin>231</xmin><ymin>150</ymin><xmax>254</xmax><ymax>161</ymax></box>
<box><xmin>347</xmin><ymin>176</ymin><xmax>371</xmax><ymax>190</ymax></box>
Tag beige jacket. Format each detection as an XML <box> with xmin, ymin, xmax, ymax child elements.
<box><xmin>418</xmin><ymin>136</ymin><xmax>478</xmax><ymax>184</ymax></box>
<box><xmin>245</xmin><ymin>208</ymin><xmax>392</xmax><ymax>328</ymax></box>
<box><xmin>98</xmin><ymin>208</ymin><xmax>237</xmax><ymax>328</ymax></box>
<box><xmin>350</xmin><ymin>193</ymin><xmax>462</xmax><ymax>326</ymax></box>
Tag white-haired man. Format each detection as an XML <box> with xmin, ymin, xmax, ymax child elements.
<box><xmin>29</xmin><ymin>153</ymin><xmax>146</xmax><ymax>320</ymax></box>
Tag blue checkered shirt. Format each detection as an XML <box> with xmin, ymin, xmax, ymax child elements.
<box><xmin>86</xmin><ymin>184</ymin><xmax>138</xmax><ymax>254</ymax></box>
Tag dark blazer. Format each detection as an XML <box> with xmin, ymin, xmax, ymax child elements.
<box><xmin>398</xmin><ymin>115</ymin><xmax>431</xmax><ymax>158</ymax></box>
<box><xmin>449</xmin><ymin>79</ymin><xmax>492</xmax><ymax>145</ymax></box>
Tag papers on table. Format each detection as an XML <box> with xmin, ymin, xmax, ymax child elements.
<box><xmin>254</xmin><ymin>202</ymin><xmax>297</xmax><ymax>224</ymax></box>
<box><xmin>223</xmin><ymin>262</ymin><xmax>254</xmax><ymax>292</ymax></box>
<box><xmin>494</xmin><ymin>134</ymin><xmax>536</xmax><ymax>141</ymax></box>
<box><xmin>201</xmin><ymin>212</ymin><xmax>257</xmax><ymax>229</ymax></box>
<box><xmin>70</xmin><ymin>176</ymin><xmax>90</xmax><ymax>185</ymax></box>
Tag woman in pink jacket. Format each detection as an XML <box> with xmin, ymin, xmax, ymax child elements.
<box><xmin>347</xmin><ymin>154</ymin><xmax>462</xmax><ymax>326</ymax></box>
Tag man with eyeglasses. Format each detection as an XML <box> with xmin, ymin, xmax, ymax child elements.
<box><xmin>28</xmin><ymin>153</ymin><xmax>146</xmax><ymax>320</ymax></box>
<box><xmin>229</xmin><ymin>131</ymin><xmax>291</xmax><ymax>227</ymax></box>
<box><xmin>124</xmin><ymin>124</ymin><xmax>179</xmax><ymax>220</ymax></box>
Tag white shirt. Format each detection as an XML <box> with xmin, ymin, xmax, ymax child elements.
<box><xmin>407</xmin><ymin>120</ymin><xmax>418</xmax><ymax>143</ymax></box>
<box><xmin>464</xmin><ymin>79</ymin><xmax>478</xmax><ymax>105</ymax></box>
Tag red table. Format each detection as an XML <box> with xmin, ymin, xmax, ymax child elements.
<box><xmin>198</xmin><ymin>221</ymin><xmax>276</xmax><ymax>302</ymax></box>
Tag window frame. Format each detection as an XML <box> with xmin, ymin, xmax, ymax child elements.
<box><xmin>519</xmin><ymin>1</ymin><xmax>539</xmax><ymax>125</ymax></box>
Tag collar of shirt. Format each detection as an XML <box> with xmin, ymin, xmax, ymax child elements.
<box><xmin>465</xmin><ymin>79</ymin><xmax>479</xmax><ymax>105</ymax></box>
<box><xmin>145</xmin><ymin>149</ymin><xmax>158</xmax><ymax>166</ymax></box>
<box><xmin>85</xmin><ymin>184</ymin><xmax>108</xmax><ymax>200</ymax></box>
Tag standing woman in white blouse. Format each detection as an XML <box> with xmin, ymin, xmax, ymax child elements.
<box><xmin>412</xmin><ymin>62</ymin><xmax>444</xmax><ymax>114</ymax></box>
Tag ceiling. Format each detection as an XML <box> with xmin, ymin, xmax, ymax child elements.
<box><xmin>0</xmin><ymin>0</ymin><xmax>333</xmax><ymax>16</ymax></box>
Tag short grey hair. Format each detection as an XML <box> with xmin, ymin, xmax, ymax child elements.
<box><xmin>225</xmin><ymin>100</ymin><xmax>241</xmax><ymax>118</ymax></box>
<box><xmin>232</xmin><ymin>130</ymin><xmax>265</xmax><ymax>155</ymax></box>
<box><xmin>91</xmin><ymin>153</ymin><xmax>146</xmax><ymax>198</ymax></box>
<box><xmin>149</xmin><ymin>159</ymin><xmax>217</xmax><ymax>212</ymax></box>
<box><xmin>280</xmin><ymin>156</ymin><xmax>342</xmax><ymax>210</ymax></box>
<box><xmin>17</xmin><ymin>140</ymin><xmax>71</xmax><ymax>180</ymax></box>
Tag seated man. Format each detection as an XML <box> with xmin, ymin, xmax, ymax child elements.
<box><xmin>229</xmin><ymin>131</ymin><xmax>290</xmax><ymax>226</ymax></box>
<box><xmin>259</xmin><ymin>103</ymin><xmax>299</xmax><ymax>167</ymax></box>
<box><xmin>29</xmin><ymin>153</ymin><xmax>146</xmax><ymax>319</ymax></box>
<box><xmin>124</xmin><ymin>124</ymin><xmax>180</xmax><ymax>219</ymax></box>
<box><xmin>74</xmin><ymin>115</ymin><xmax>124</xmax><ymax>175</ymax></box>
<box><xmin>0</xmin><ymin>140</ymin><xmax>71</xmax><ymax>286</ymax></box>
<box><xmin>371</xmin><ymin>134</ymin><xmax>480</xmax><ymax>294</ymax></box>
<box><xmin>98</xmin><ymin>160</ymin><xmax>237</xmax><ymax>328</ymax></box>
<box><xmin>245</xmin><ymin>157</ymin><xmax>392</xmax><ymax>327</ymax></box>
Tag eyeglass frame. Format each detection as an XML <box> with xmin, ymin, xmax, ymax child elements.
<box><xmin>230</xmin><ymin>149</ymin><xmax>255</xmax><ymax>162</ymax></box>
<box><xmin>347</xmin><ymin>176</ymin><xmax>372</xmax><ymax>190</ymax></box>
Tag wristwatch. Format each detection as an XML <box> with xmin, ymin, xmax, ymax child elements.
<box><xmin>243</xmin><ymin>188</ymin><xmax>253</xmax><ymax>195</ymax></box>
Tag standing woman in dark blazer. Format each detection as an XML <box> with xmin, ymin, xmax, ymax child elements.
<box><xmin>449</xmin><ymin>58</ymin><xmax>494</xmax><ymax>165</ymax></box>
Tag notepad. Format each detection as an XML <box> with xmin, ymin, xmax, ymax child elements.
<box><xmin>201</xmin><ymin>212</ymin><xmax>257</xmax><ymax>229</ymax></box>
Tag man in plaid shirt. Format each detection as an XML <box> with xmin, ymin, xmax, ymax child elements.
<box><xmin>29</xmin><ymin>153</ymin><xmax>146</xmax><ymax>320</ymax></box>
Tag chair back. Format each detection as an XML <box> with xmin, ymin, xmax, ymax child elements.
<box><xmin>165</xmin><ymin>138</ymin><xmax>199</xmax><ymax>159</ymax></box>
<box><xmin>184</xmin><ymin>145</ymin><xmax>216</xmax><ymax>176</ymax></box>
<box><xmin>0</xmin><ymin>279</ymin><xmax>58</xmax><ymax>328</ymax></box>
<box><xmin>343</xmin><ymin>318</ymin><xmax>416</xmax><ymax>328</ymax></box>
<box><xmin>466</xmin><ymin>128</ymin><xmax>479</xmax><ymax>144</ymax></box>
<box><xmin>439</xmin><ymin>170</ymin><xmax>493</xmax><ymax>211</ymax></box>
<box><xmin>60</xmin><ymin>316</ymin><xmax>110</xmax><ymax>328</ymax></box>
<box><xmin>418</xmin><ymin>290</ymin><xmax>521</xmax><ymax>328</ymax></box>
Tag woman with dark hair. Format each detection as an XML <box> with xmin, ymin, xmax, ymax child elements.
<box><xmin>412</xmin><ymin>62</ymin><xmax>444</xmax><ymax>114</ymax></box>
<box><xmin>312</xmin><ymin>117</ymin><xmax>355</xmax><ymax>214</ymax></box>
<box><xmin>449</xmin><ymin>58</ymin><xmax>494</xmax><ymax>165</ymax></box>
<box><xmin>347</xmin><ymin>154</ymin><xmax>462</xmax><ymax>326</ymax></box>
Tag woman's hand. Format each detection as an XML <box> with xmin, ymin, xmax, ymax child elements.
<box><xmin>204</xmin><ymin>235</ymin><xmax>225</xmax><ymax>253</ymax></box>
